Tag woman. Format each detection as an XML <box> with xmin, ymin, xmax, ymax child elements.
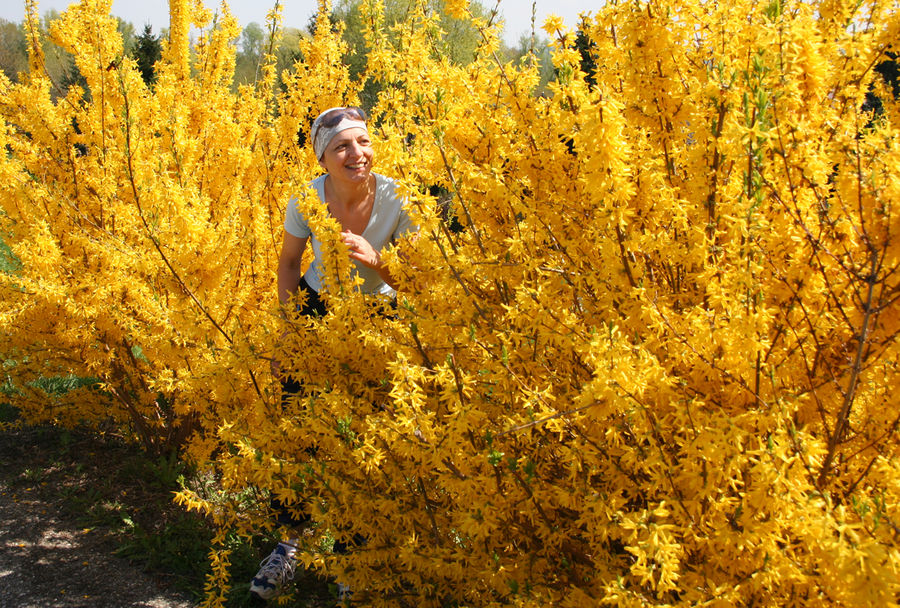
<box><xmin>250</xmin><ymin>106</ymin><xmax>416</xmax><ymax>601</ymax></box>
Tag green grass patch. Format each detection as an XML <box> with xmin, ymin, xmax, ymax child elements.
<box><xmin>0</xmin><ymin>230</ymin><xmax>19</xmax><ymax>275</ymax></box>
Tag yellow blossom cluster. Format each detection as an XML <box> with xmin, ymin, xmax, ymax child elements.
<box><xmin>3</xmin><ymin>0</ymin><xmax>900</xmax><ymax>606</ymax></box>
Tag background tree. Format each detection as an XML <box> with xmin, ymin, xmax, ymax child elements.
<box><xmin>234</xmin><ymin>21</ymin><xmax>265</xmax><ymax>86</ymax></box>
<box><xmin>273</xmin><ymin>26</ymin><xmax>304</xmax><ymax>80</ymax></box>
<box><xmin>3</xmin><ymin>9</ymin><xmax>134</xmax><ymax>99</ymax></box>
<box><xmin>329</xmin><ymin>0</ymin><xmax>493</xmax><ymax>109</ymax></box>
<box><xmin>501</xmin><ymin>32</ymin><xmax>555</xmax><ymax>96</ymax></box>
<box><xmin>131</xmin><ymin>24</ymin><xmax>162</xmax><ymax>85</ymax></box>
<box><xmin>25</xmin><ymin>9</ymin><xmax>69</xmax><ymax>92</ymax></box>
<box><xmin>0</xmin><ymin>19</ymin><xmax>27</xmax><ymax>82</ymax></box>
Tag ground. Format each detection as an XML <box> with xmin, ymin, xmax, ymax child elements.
<box><xmin>0</xmin><ymin>422</ymin><xmax>343</xmax><ymax>608</ymax></box>
<box><xmin>0</xmin><ymin>425</ymin><xmax>197</xmax><ymax>608</ymax></box>
<box><xmin>0</xmin><ymin>484</ymin><xmax>196</xmax><ymax>608</ymax></box>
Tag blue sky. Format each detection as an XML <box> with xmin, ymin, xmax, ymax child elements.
<box><xmin>1</xmin><ymin>0</ymin><xmax>600</xmax><ymax>45</ymax></box>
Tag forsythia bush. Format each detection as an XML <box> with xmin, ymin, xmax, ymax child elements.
<box><xmin>0</xmin><ymin>0</ymin><xmax>286</xmax><ymax>451</ymax></box>
<box><xmin>2</xmin><ymin>0</ymin><xmax>899</xmax><ymax>606</ymax></box>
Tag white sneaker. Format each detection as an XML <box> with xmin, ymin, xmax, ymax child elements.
<box><xmin>249</xmin><ymin>543</ymin><xmax>297</xmax><ymax>599</ymax></box>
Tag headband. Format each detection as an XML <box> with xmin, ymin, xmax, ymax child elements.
<box><xmin>311</xmin><ymin>108</ymin><xmax>369</xmax><ymax>160</ymax></box>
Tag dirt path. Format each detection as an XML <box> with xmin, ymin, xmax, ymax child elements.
<box><xmin>0</xmin><ymin>481</ymin><xmax>196</xmax><ymax>608</ymax></box>
<box><xmin>0</xmin><ymin>426</ymin><xmax>196</xmax><ymax>608</ymax></box>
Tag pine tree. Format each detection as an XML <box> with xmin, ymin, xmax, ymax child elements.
<box><xmin>574</xmin><ymin>18</ymin><xmax>597</xmax><ymax>89</ymax></box>
<box><xmin>863</xmin><ymin>50</ymin><xmax>898</xmax><ymax>115</ymax></box>
<box><xmin>131</xmin><ymin>24</ymin><xmax>161</xmax><ymax>85</ymax></box>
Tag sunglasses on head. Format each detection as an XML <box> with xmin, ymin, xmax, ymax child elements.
<box><xmin>320</xmin><ymin>107</ymin><xmax>367</xmax><ymax>128</ymax></box>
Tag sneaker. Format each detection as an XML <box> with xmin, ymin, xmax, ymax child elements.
<box><xmin>336</xmin><ymin>582</ymin><xmax>353</xmax><ymax>604</ymax></box>
<box><xmin>249</xmin><ymin>543</ymin><xmax>297</xmax><ymax>600</ymax></box>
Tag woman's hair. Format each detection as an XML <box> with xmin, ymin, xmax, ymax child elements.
<box><xmin>310</xmin><ymin>106</ymin><xmax>369</xmax><ymax>160</ymax></box>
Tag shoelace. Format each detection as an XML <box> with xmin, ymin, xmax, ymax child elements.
<box><xmin>257</xmin><ymin>550</ymin><xmax>296</xmax><ymax>584</ymax></box>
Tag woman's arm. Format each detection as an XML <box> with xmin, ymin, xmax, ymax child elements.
<box><xmin>277</xmin><ymin>231</ymin><xmax>308</xmax><ymax>306</ymax></box>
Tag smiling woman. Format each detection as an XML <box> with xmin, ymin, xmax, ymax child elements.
<box><xmin>277</xmin><ymin>106</ymin><xmax>416</xmax><ymax>305</ymax></box>
<box><xmin>252</xmin><ymin>106</ymin><xmax>418</xmax><ymax>601</ymax></box>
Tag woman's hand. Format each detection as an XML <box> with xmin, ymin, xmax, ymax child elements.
<box><xmin>341</xmin><ymin>230</ymin><xmax>382</xmax><ymax>270</ymax></box>
<box><xmin>342</xmin><ymin>229</ymin><xmax>400</xmax><ymax>289</ymax></box>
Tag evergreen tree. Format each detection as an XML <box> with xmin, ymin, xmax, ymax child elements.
<box><xmin>863</xmin><ymin>50</ymin><xmax>898</xmax><ymax>115</ymax></box>
<box><xmin>131</xmin><ymin>24</ymin><xmax>161</xmax><ymax>85</ymax></box>
<box><xmin>574</xmin><ymin>18</ymin><xmax>597</xmax><ymax>89</ymax></box>
<box><xmin>59</xmin><ymin>52</ymin><xmax>88</xmax><ymax>98</ymax></box>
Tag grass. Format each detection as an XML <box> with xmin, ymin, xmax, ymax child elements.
<box><xmin>0</xmin><ymin>229</ymin><xmax>19</xmax><ymax>275</ymax></box>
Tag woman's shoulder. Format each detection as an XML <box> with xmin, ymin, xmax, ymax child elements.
<box><xmin>373</xmin><ymin>172</ymin><xmax>394</xmax><ymax>187</ymax></box>
<box><xmin>311</xmin><ymin>174</ymin><xmax>327</xmax><ymax>194</ymax></box>
<box><xmin>287</xmin><ymin>175</ymin><xmax>328</xmax><ymax>215</ymax></box>
<box><xmin>294</xmin><ymin>174</ymin><xmax>327</xmax><ymax>205</ymax></box>
<box><xmin>373</xmin><ymin>173</ymin><xmax>403</xmax><ymax>201</ymax></box>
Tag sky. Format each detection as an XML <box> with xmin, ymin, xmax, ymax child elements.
<box><xmin>0</xmin><ymin>0</ymin><xmax>600</xmax><ymax>45</ymax></box>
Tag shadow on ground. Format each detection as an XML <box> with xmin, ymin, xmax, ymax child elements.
<box><xmin>0</xmin><ymin>425</ymin><xmax>196</xmax><ymax>608</ymax></box>
<box><xmin>0</xmin><ymin>483</ymin><xmax>195</xmax><ymax>608</ymax></box>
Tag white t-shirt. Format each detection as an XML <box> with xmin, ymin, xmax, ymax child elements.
<box><xmin>284</xmin><ymin>173</ymin><xmax>416</xmax><ymax>295</ymax></box>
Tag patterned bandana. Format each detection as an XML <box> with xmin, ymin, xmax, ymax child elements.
<box><xmin>311</xmin><ymin>107</ymin><xmax>369</xmax><ymax>160</ymax></box>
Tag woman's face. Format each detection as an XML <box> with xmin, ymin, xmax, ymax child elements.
<box><xmin>319</xmin><ymin>127</ymin><xmax>374</xmax><ymax>184</ymax></box>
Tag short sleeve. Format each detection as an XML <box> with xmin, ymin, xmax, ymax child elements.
<box><xmin>376</xmin><ymin>177</ymin><xmax>417</xmax><ymax>240</ymax></box>
<box><xmin>393</xmin><ymin>202</ymin><xmax>417</xmax><ymax>240</ymax></box>
<box><xmin>284</xmin><ymin>195</ymin><xmax>311</xmax><ymax>239</ymax></box>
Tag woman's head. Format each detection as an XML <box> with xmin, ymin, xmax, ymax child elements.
<box><xmin>311</xmin><ymin>106</ymin><xmax>369</xmax><ymax>161</ymax></box>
